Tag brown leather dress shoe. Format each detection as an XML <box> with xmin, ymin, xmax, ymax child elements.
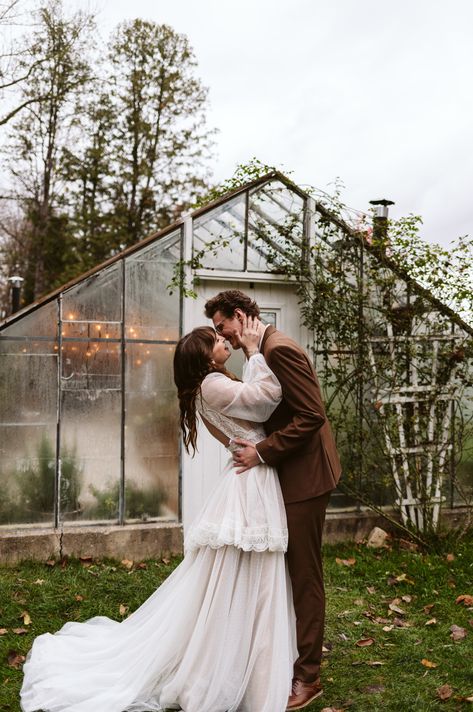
<box><xmin>286</xmin><ymin>677</ymin><xmax>323</xmax><ymax>710</ymax></box>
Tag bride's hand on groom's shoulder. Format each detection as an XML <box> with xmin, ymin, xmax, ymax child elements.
<box><xmin>235</xmin><ymin>315</ymin><xmax>260</xmax><ymax>358</ymax></box>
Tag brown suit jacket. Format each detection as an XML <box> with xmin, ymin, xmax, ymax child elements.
<box><xmin>255</xmin><ymin>326</ymin><xmax>341</xmax><ymax>504</ymax></box>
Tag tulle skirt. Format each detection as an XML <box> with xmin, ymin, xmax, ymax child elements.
<box><xmin>20</xmin><ymin>544</ymin><xmax>297</xmax><ymax>712</ymax></box>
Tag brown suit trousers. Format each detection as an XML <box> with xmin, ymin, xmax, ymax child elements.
<box><xmin>256</xmin><ymin>327</ymin><xmax>342</xmax><ymax>681</ymax></box>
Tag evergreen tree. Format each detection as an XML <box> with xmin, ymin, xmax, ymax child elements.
<box><xmin>2</xmin><ymin>0</ymin><xmax>95</xmax><ymax>303</ymax></box>
<box><xmin>104</xmin><ymin>19</ymin><xmax>214</xmax><ymax>247</ymax></box>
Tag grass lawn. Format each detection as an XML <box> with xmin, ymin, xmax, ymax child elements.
<box><xmin>1</xmin><ymin>536</ymin><xmax>472</xmax><ymax>712</ymax></box>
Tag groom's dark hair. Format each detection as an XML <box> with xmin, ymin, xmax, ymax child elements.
<box><xmin>204</xmin><ymin>290</ymin><xmax>260</xmax><ymax>319</ymax></box>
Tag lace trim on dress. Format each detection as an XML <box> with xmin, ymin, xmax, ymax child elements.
<box><xmin>185</xmin><ymin>520</ymin><xmax>288</xmax><ymax>553</ymax></box>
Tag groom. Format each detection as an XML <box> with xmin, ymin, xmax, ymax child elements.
<box><xmin>205</xmin><ymin>290</ymin><xmax>341</xmax><ymax>710</ymax></box>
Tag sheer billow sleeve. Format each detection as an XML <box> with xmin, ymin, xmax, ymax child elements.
<box><xmin>200</xmin><ymin>354</ymin><xmax>282</xmax><ymax>422</ymax></box>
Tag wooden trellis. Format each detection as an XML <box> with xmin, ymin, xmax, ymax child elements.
<box><xmin>367</xmin><ymin>326</ymin><xmax>463</xmax><ymax>531</ymax></box>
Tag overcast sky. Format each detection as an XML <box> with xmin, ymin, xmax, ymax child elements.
<box><xmin>12</xmin><ymin>0</ymin><xmax>473</xmax><ymax>247</ymax></box>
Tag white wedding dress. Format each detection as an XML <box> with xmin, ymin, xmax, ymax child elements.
<box><xmin>20</xmin><ymin>354</ymin><xmax>297</xmax><ymax>712</ymax></box>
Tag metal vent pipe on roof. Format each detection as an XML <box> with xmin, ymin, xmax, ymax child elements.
<box><xmin>8</xmin><ymin>275</ymin><xmax>24</xmax><ymax>315</ymax></box>
<box><xmin>369</xmin><ymin>198</ymin><xmax>395</xmax><ymax>246</ymax></box>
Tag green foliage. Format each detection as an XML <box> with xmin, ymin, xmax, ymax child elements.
<box><xmin>1</xmin><ymin>539</ymin><xmax>473</xmax><ymax>710</ymax></box>
<box><xmin>0</xmin><ymin>4</ymin><xmax>215</xmax><ymax>310</ymax></box>
<box><xmin>0</xmin><ymin>435</ymin><xmax>82</xmax><ymax>524</ymax></box>
<box><xmin>193</xmin><ymin>157</ymin><xmax>279</xmax><ymax>208</ymax></box>
<box><xmin>88</xmin><ymin>480</ymin><xmax>168</xmax><ymax>521</ymax></box>
<box><xmin>172</xmin><ymin>161</ymin><xmax>473</xmax><ymax>540</ymax></box>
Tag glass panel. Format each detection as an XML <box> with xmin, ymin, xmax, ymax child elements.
<box><xmin>193</xmin><ymin>194</ymin><xmax>246</xmax><ymax>271</ymax></box>
<box><xmin>247</xmin><ymin>181</ymin><xmax>305</xmax><ymax>272</ymax></box>
<box><xmin>62</xmin><ymin>263</ymin><xmax>122</xmax><ymax>323</ymax></box>
<box><xmin>58</xmin><ymin>261</ymin><xmax>123</xmax><ymax>523</ymax></box>
<box><xmin>259</xmin><ymin>310</ymin><xmax>278</xmax><ymax>328</ymax></box>
<box><xmin>61</xmin><ymin>332</ymin><xmax>121</xmax><ymax>391</ymax></box>
<box><xmin>0</xmin><ymin>351</ymin><xmax>57</xmax><ymax>527</ymax></box>
<box><xmin>125</xmin><ymin>342</ymin><xmax>179</xmax><ymax>521</ymax></box>
<box><xmin>0</xmin><ymin>299</ymin><xmax>57</xmax><ymax>340</ymax></box>
<box><xmin>125</xmin><ymin>230</ymin><xmax>181</xmax><ymax>342</ymax></box>
<box><xmin>59</xmin><ymin>389</ymin><xmax>121</xmax><ymax>524</ymax></box>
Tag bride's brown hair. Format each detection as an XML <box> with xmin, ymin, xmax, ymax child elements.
<box><xmin>173</xmin><ymin>326</ymin><xmax>238</xmax><ymax>455</ymax></box>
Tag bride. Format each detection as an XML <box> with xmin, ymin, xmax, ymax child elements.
<box><xmin>20</xmin><ymin>317</ymin><xmax>296</xmax><ymax>712</ymax></box>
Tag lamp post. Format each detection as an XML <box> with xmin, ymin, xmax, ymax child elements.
<box><xmin>7</xmin><ymin>275</ymin><xmax>24</xmax><ymax>314</ymax></box>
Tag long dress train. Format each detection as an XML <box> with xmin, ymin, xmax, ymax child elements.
<box><xmin>20</xmin><ymin>354</ymin><xmax>297</xmax><ymax>712</ymax></box>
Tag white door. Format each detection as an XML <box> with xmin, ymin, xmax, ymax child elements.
<box><xmin>181</xmin><ymin>279</ymin><xmax>310</xmax><ymax>531</ymax></box>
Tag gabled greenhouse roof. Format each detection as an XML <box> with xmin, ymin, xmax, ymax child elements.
<box><xmin>1</xmin><ymin>170</ymin><xmax>471</xmax><ymax>336</ymax></box>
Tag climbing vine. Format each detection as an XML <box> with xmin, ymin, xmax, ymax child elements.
<box><xmin>173</xmin><ymin>160</ymin><xmax>473</xmax><ymax>542</ymax></box>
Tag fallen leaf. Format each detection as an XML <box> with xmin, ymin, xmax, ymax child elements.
<box><xmin>425</xmin><ymin>618</ymin><xmax>437</xmax><ymax>626</ymax></box>
<box><xmin>353</xmin><ymin>599</ymin><xmax>365</xmax><ymax>606</ymax></box>
<box><xmin>395</xmin><ymin>573</ymin><xmax>415</xmax><ymax>584</ymax></box>
<box><xmin>74</xmin><ymin>594</ymin><xmax>84</xmax><ymax>602</ymax></box>
<box><xmin>456</xmin><ymin>594</ymin><xmax>473</xmax><ymax>607</ymax></box>
<box><xmin>45</xmin><ymin>560</ymin><xmax>55</xmax><ymax>567</ymax></box>
<box><xmin>12</xmin><ymin>628</ymin><xmax>28</xmax><ymax>635</ymax></box>
<box><xmin>366</xmin><ymin>586</ymin><xmax>376</xmax><ymax>595</ymax></box>
<box><xmin>321</xmin><ymin>708</ymin><xmax>345</xmax><ymax>712</ymax></box>
<box><xmin>0</xmin><ymin>628</ymin><xmax>8</xmax><ymax>635</ymax></box>
<box><xmin>80</xmin><ymin>556</ymin><xmax>93</xmax><ymax>568</ymax></box>
<box><xmin>421</xmin><ymin>658</ymin><xmax>438</xmax><ymax>668</ymax></box>
<box><xmin>161</xmin><ymin>557</ymin><xmax>171</xmax><ymax>565</ymax></box>
<box><xmin>423</xmin><ymin>603</ymin><xmax>435</xmax><ymax>614</ymax></box>
<box><xmin>119</xmin><ymin>604</ymin><xmax>129</xmax><ymax>616</ymax></box>
<box><xmin>136</xmin><ymin>563</ymin><xmax>148</xmax><ymax>570</ymax></box>
<box><xmin>446</xmin><ymin>553</ymin><xmax>455</xmax><ymax>562</ymax></box>
<box><xmin>393</xmin><ymin>617</ymin><xmax>412</xmax><ymax>628</ymax></box>
<box><xmin>336</xmin><ymin>557</ymin><xmax>356</xmax><ymax>567</ymax></box>
<box><xmin>401</xmin><ymin>595</ymin><xmax>412</xmax><ymax>603</ymax></box>
<box><xmin>7</xmin><ymin>651</ymin><xmax>25</xmax><ymax>668</ymax></box>
<box><xmin>436</xmin><ymin>684</ymin><xmax>453</xmax><ymax>701</ymax></box>
<box><xmin>367</xmin><ymin>660</ymin><xmax>386</xmax><ymax>666</ymax></box>
<box><xmin>399</xmin><ymin>539</ymin><xmax>419</xmax><ymax>551</ymax></box>
<box><xmin>121</xmin><ymin>559</ymin><xmax>134</xmax><ymax>570</ymax></box>
<box><xmin>20</xmin><ymin>611</ymin><xmax>31</xmax><ymax>626</ymax></box>
<box><xmin>355</xmin><ymin>637</ymin><xmax>375</xmax><ymax>647</ymax></box>
<box><xmin>448</xmin><ymin>580</ymin><xmax>456</xmax><ymax>589</ymax></box>
<box><xmin>450</xmin><ymin>624</ymin><xmax>467</xmax><ymax>641</ymax></box>
<box><xmin>383</xmin><ymin>625</ymin><xmax>394</xmax><ymax>632</ymax></box>
<box><xmin>373</xmin><ymin>616</ymin><xmax>390</xmax><ymax>625</ymax></box>
<box><xmin>389</xmin><ymin>603</ymin><xmax>405</xmax><ymax>615</ymax></box>
<box><xmin>338</xmin><ymin>633</ymin><xmax>349</xmax><ymax>641</ymax></box>
<box><xmin>33</xmin><ymin>579</ymin><xmax>44</xmax><ymax>585</ymax></box>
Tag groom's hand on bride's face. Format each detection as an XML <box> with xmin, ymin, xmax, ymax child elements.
<box><xmin>232</xmin><ymin>439</ymin><xmax>260</xmax><ymax>474</ymax></box>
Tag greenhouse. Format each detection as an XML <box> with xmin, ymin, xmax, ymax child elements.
<box><xmin>1</xmin><ymin>171</ymin><xmax>472</xmax><ymax>540</ymax></box>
